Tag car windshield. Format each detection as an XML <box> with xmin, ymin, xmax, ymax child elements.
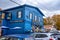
<box><xmin>35</xmin><ymin>34</ymin><xmax>48</xmax><ymax>38</ymax></box>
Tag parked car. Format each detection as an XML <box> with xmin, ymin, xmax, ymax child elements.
<box><xmin>51</xmin><ymin>33</ymin><xmax>60</xmax><ymax>40</ymax></box>
<box><xmin>0</xmin><ymin>34</ymin><xmax>34</xmax><ymax>40</ymax></box>
<box><xmin>33</xmin><ymin>33</ymin><xmax>57</xmax><ymax>40</ymax></box>
<box><xmin>0</xmin><ymin>37</ymin><xmax>9</xmax><ymax>40</ymax></box>
<box><xmin>0</xmin><ymin>37</ymin><xmax>34</xmax><ymax>40</ymax></box>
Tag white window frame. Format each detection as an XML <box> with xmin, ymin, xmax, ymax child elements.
<box><xmin>18</xmin><ymin>11</ymin><xmax>22</xmax><ymax>18</ymax></box>
<box><xmin>2</xmin><ymin>13</ymin><xmax>5</xmax><ymax>19</ymax></box>
<box><xmin>30</xmin><ymin>13</ymin><xmax>32</xmax><ymax>19</ymax></box>
<box><xmin>39</xmin><ymin>17</ymin><xmax>40</xmax><ymax>22</ymax></box>
<box><xmin>35</xmin><ymin>16</ymin><xmax>37</xmax><ymax>21</ymax></box>
<box><xmin>7</xmin><ymin>13</ymin><xmax>11</xmax><ymax>19</ymax></box>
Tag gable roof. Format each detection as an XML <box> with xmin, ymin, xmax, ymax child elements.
<box><xmin>3</xmin><ymin>4</ymin><xmax>44</xmax><ymax>16</ymax></box>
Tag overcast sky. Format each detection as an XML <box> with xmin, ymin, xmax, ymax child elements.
<box><xmin>0</xmin><ymin>0</ymin><xmax>60</xmax><ymax>17</ymax></box>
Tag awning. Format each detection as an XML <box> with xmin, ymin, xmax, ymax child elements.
<box><xmin>4</xmin><ymin>34</ymin><xmax>33</xmax><ymax>38</ymax></box>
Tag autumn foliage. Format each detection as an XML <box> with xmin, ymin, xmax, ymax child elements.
<box><xmin>52</xmin><ymin>15</ymin><xmax>60</xmax><ymax>30</ymax></box>
<box><xmin>44</xmin><ymin>14</ymin><xmax>60</xmax><ymax>30</ymax></box>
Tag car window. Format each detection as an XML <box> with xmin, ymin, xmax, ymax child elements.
<box><xmin>35</xmin><ymin>34</ymin><xmax>48</xmax><ymax>38</ymax></box>
<box><xmin>51</xmin><ymin>33</ymin><xmax>60</xmax><ymax>36</ymax></box>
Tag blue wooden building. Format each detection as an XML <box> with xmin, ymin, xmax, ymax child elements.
<box><xmin>0</xmin><ymin>4</ymin><xmax>44</xmax><ymax>40</ymax></box>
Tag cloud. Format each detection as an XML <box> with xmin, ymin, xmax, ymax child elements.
<box><xmin>41</xmin><ymin>10</ymin><xmax>60</xmax><ymax>17</ymax></box>
<box><xmin>0</xmin><ymin>0</ymin><xmax>19</xmax><ymax>9</ymax></box>
<box><xmin>0</xmin><ymin>0</ymin><xmax>60</xmax><ymax>11</ymax></box>
<box><xmin>26</xmin><ymin>0</ymin><xmax>60</xmax><ymax>11</ymax></box>
<box><xmin>26</xmin><ymin>0</ymin><xmax>60</xmax><ymax>17</ymax></box>
<box><xmin>43</xmin><ymin>0</ymin><xmax>60</xmax><ymax>11</ymax></box>
<box><xmin>0</xmin><ymin>0</ymin><xmax>60</xmax><ymax>17</ymax></box>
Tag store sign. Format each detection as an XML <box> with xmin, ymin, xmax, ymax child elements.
<box><xmin>10</xmin><ymin>20</ymin><xmax>24</xmax><ymax>23</ymax></box>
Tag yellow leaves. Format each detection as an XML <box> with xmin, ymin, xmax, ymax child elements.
<box><xmin>52</xmin><ymin>14</ymin><xmax>60</xmax><ymax>30</ymax></box>
<box><xmin>44</xmin><ymin>14</ymin><xmax>60</xmax><ymax>30</ymax></box>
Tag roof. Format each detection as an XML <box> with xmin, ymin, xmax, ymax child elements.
<box><xmin>3</xmin><ymin>4</ymin><xmax>44</xmax><ymax>16</ymax></box>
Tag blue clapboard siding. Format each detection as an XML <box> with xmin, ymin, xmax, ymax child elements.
<box><xmin>0</xmin><ymin>4</ymin><xmax>44</xmax><ymax>35</ymax></box>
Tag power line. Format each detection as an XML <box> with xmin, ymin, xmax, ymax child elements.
<box><xmin>9</xmin><ymin>0</ymin><xmax>21</xmax><ymax>5</ymax></box>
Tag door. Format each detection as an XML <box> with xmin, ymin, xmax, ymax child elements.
<box><xmin>0</xmin><ymin>13</ymin><xmax>2</xmax><ymax>36</ymax></box>
<box><xmin>0</xmin><ymin>12</ymin><xmax>5</xmax><ymax>36</ymax></box>
<box><xmin>0</xmin><ymin>12</ymin><xmax>5</xmax><ymax>26</ymax></box>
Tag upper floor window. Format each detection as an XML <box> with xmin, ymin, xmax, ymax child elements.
<box><xmin>18</xmin><ymin>11</ymin><xmax>22</xmax><ymax>18</ymax></box>
<box><xmin>39</xmin><ymin>17</ymin><xmax>40</xmax><ymax>22</ymax></box>
<box><xmin>30</xmin><ymin>13</ymin><xmax>32</xmax><ymax>19</ymax></box>
<box><xmin>0</xmin><ymin>13</ymin><xmax>5</xmax><ymax>19</ymax></box>
<box><xmin>7</xmin><ymin>13</ymin><xmax>11</xmax><ymax>20</ymax></box>
<box><xmin>2</xmin><ymin>13</ymin><xmax>5</xmax><ymax>19</ymax></box>
<box><xmin>35</xmin><ymin>16</ymin><xmax>37</xmax><ymax>21</ymax></box>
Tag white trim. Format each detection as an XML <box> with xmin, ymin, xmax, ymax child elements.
<box><xmin>18</xmin><ymin>11</ymin><xmax>22</xmax><ymax>18</ymax></box>
<box><xmin>30</xmin><ymin>13</ymin><xmax>32</xmax><ymax>19</ymax></box>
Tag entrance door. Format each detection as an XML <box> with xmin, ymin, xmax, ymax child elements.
<box><xmin>0</xmin><ymin>14</ymin><xmax>2</xmax><ymax>36</ymax></box>
<box><xmin>0</xmin><ymin>12</ymin><xmax>5</xmax><ymax>36</ymax></box>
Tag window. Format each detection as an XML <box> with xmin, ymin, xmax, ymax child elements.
<box><xmin>0</xmin><ymin>13</ymin><xmax>5</xmax><ymax>19</ymax></box>
<box><xmin>18</xmin><ymin>11</ymin><xmax>22</xmax><ymax>18</ymax></box>
<box><xmin>35</xmin><ymin>16</ymin><xmax>37</xmax><ymax>21</ymax></box>
<box><xmin>2</xmin><ymin>13</ymin><xmax>5</xmax><ymax>19</ymax></box>
<box><xmin>35</xmin><ymin>34</ymin><xmax>48</xmax><ymax>38</ymax></box>
<box><xmin>30</xmin><ymin>13</ymin><xmax>32</xmax><ymax>19</ymax></box>
<box><xmin>7</xmin><ymin>13</ymin><xmax>11</xmax><ymax>19</ymax></box>
<box><xmin>39</xmin><ymin>17</ymin><xmax>40</xmax><ymax>22</ymax></box>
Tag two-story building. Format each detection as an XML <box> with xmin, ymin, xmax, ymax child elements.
<box><xmin>0</xmin><ymin>4</ymin><xmax>44</xmax><ymax>39</ymax></box>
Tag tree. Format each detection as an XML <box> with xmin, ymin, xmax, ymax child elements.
<box><xmin>44</xmin><ymin>18</ymin><xmax>47</xmax><ymax>25</ymax></box>
<box><xmin>44</xmin><ymin>17</ymin><xmax>52</xmax><ymax>25</ymax></box>
<box><xmin>52</xmin><ymin>15</ymin><xmax>60</xmax><ymax>30</ymax></box>
<box><xmin>56</xmin><ymin>21</ymin><xmax>60</xmax><ymax>30</ymax></box>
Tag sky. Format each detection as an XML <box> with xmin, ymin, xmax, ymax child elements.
<box><xmin>0</xmin><ymin>0</ymin><xmax>60</xmax><ymax>17</ymax></box>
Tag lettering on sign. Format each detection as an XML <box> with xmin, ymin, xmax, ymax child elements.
<box><xmin>10</xmin><ymin>20</ymin><xmax>24</xmax><ymax>23</ymax></box>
